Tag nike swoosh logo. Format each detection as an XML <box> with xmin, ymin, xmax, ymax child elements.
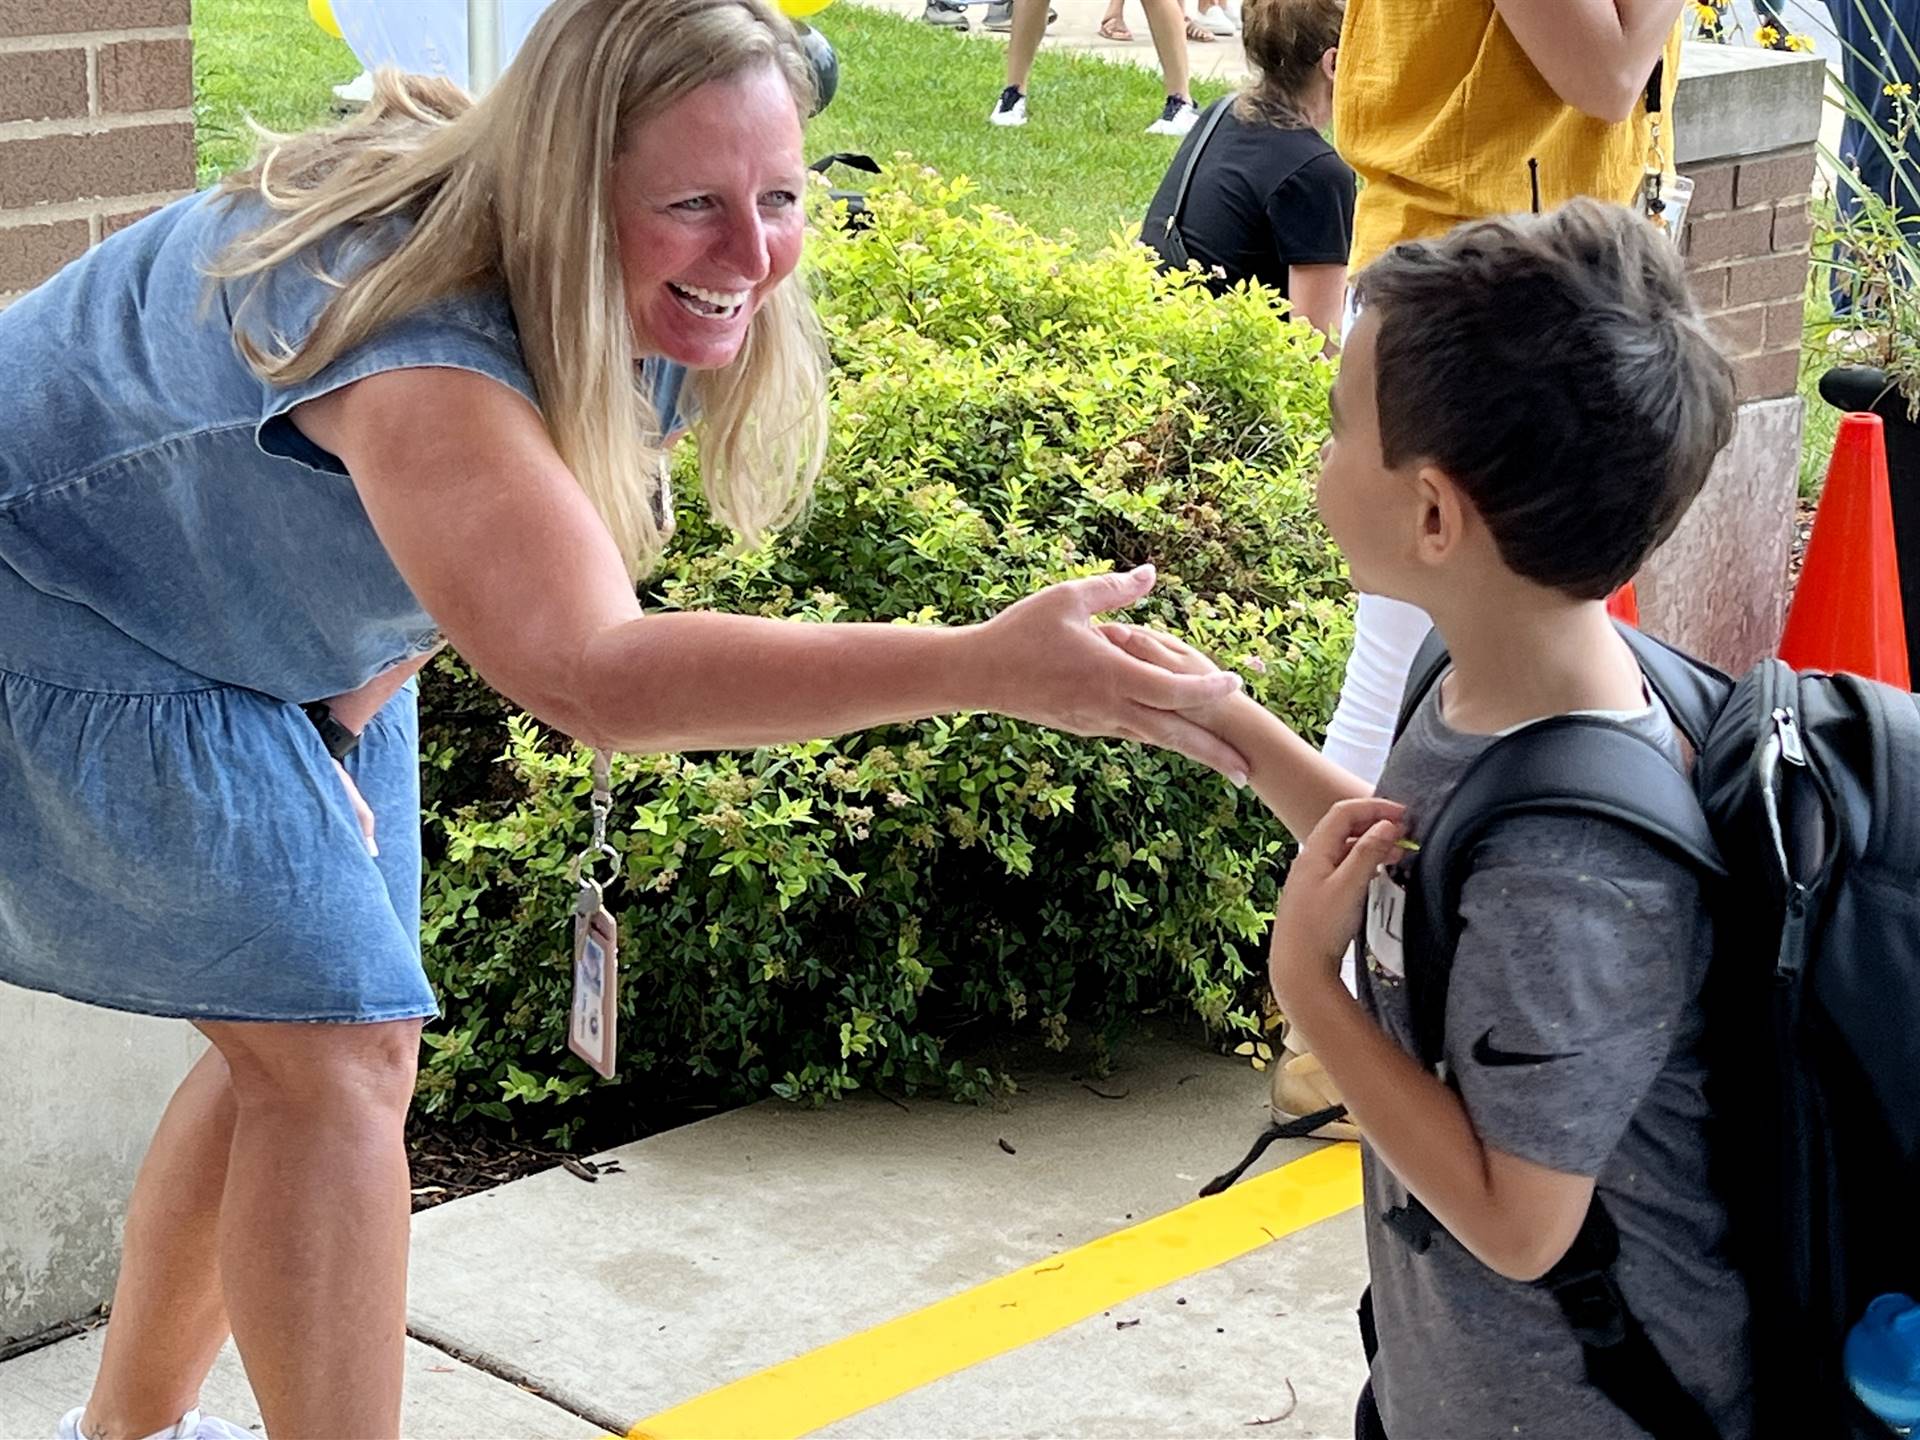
<box><xmin>1471</xmin><ymin>1029</ymin><xmax>1583</xmax><ymax>1068</ymax></box>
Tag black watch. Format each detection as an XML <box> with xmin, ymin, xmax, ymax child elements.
<box><xmin>301</xmin><ymin>702</ymin><xmax>361</xmax><ymax>762</ymax></box>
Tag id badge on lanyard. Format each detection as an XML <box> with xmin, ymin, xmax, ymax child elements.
<box><xmin>567</xmin><ymin>749</ymin><xmax>621</xmax><ymax>1078</ymax></box>
<box><xmin>1635</xmin><ymin>56</ymin><xmax>1693</xmax><ymax>245</ymax></box>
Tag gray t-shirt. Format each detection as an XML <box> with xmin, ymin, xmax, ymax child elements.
<box><xmin>1359</xmin><ymin>676</ymin><xmax>1753</xmax><ymax>1439</ymax></box>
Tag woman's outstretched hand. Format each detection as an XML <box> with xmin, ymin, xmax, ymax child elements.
<box><xmin>979</xmin><ymin>565</ymin><xmax>1251</xmax><ymax>784</ymax></box>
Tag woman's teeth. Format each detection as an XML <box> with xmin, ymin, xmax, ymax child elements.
<box><xmin>669</xmin><ymin>282</ymin><xmax>747</xmax><ymax>318</ymax></box>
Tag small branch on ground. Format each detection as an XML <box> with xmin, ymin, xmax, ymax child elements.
<box><xmin>1245</xmin><ymin>1379</ymin><xmax>1299</xmax><ymax>1426</ymax></box>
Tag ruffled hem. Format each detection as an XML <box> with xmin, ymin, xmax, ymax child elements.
<box><xmin>0</xmin><ymin>668</ymin><xmax>430</xmax><ymax>1020</ymax></box>
<box><xmin>0</xmin><ymin>966</ymin><xmax>439</xmax><ymax>1025</ymax></box>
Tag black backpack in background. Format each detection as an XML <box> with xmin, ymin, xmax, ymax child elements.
<box><xmin>808</xmin><ymin>152</ymin><xmax>879</xmax><ymax>230</ymax></box>
<box><xmin>1385</xmin><ymin>623</ymin><xmax>1920</xmax><ymax>1439</ymax></box>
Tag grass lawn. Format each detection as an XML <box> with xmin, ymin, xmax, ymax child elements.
<box><xmin>191</xmin><ymin>0</ymin><xmax>1226</xmax><ymax>244</ymax></box>
<box><xmin>192</xmin><ymin>0</ymin><xmax>361</xmax><ymax>186</ymax></box>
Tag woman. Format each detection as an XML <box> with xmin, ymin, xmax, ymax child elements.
<box><xmin>0</xmin><ymin>2</ymin><xmax>1245</xmax><ymax>1435</ymax></box>
<box><xmin>1140</xmin><ymin>0</ymin><xmax>1351</xmax><ymax>338</ymax></box>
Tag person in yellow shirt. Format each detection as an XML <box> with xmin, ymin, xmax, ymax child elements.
<box><xmin>1337</xmin><ymin>0</ymin><xmax>1685</xmax><ymax>280</ymax></box>
<box><xmin>1274</xmin><ymin>0</ymin><xmax>1686</xmax><ymax>1138</ymax></box>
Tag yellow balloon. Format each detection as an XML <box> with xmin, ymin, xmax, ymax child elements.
<box><xmin>779</xmin><ymin>0</ymin><xmax>836</xmax><ymax>17</ymax></box>
<box><xmin>307</xmin><ymin>0</ymin><xmax>343</xmax><ymax>40</ymax></box>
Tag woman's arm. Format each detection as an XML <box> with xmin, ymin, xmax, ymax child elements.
<box><xmin>319</xmin><ymin>649</ymin><xmax>439</xmax><ymax>734</ymax></box>
<box><xmin>293</xmin><ymin>367</ymin><xmax>1247</xmax><ymax>773</ymax></box>
<box><xmin>1492</xmin><ymin>0</ymin><xmax>1682</xmax><ymax>123</ymax></box>
<box><xmin>1286</xmin><ymin>263</ymin><xmax>1347</xmax><ymax>351</ymax></box>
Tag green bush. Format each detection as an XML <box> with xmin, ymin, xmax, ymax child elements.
<box><xmin>415</xmin><ymin>163</ymin><xmax>1352</xmax><ymax>1144</ymax></box>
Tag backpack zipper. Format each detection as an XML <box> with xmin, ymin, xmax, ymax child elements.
<box><xmin>1771</xmin><ymin>706</ymin><xmax>1807</xmax><ymax>767</ymax></box>
<box><xmin>1768</xmin><ymin>703</ymin><xmax>1813</xmax><ymax>980</ymax></box>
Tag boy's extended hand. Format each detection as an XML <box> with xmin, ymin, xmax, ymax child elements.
<box><xmin>1100</xmin><ymin>622</ymin><xmax>1375</xmax><ymax>843</ymax></box>
<box><xmin>1269</xmin><ymin>796</ymin><xmax>1406</xmax><ymax>1003</ymax></box>
<box><xmin>1097</xmin><ymin>622</ymin><xmax>1241</xmax><ymax>730</ymax></box>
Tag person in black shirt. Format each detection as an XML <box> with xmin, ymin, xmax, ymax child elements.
<box><xmin>1142</xmin><ymin>0</ymin><xmax>1352</xmax><ymax>341</ymax></box>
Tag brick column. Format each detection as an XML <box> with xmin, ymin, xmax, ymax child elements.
<box><xmin>0</xmin><ymin>0</ymin><xmax>194</xmax><ymax>305</ymax></box>
<box><xmin>1636</xmin><ymin>43</ymin><xmax>1826</xmax><ymax>672</ymax></box>
<box><xmin>1683</xmin><ymin>145</ymin><xmax>1816</xmax><ymax>404</ymax></box>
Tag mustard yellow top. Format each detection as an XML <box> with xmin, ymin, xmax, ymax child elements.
<box><xmin>1335</xmin><ymin>0</ymin><xmax>1682</xmax><ymax>272</ymax></box>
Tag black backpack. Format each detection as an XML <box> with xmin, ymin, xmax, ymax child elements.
<box><xmin>1206</xmin><ymin>623</ymin><xmax>1920</xmax><ymax>1438</ymax></box>
<box><xmin>808</xmin><ymin>152</ymin><xmax>880</xmax><ymax>230</ymax></box>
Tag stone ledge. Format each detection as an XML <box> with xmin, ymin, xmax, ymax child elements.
<box><xmin>1676</xmin><ymin>41</ymin><xmax>1826</xmax><ymax>166</ymax></box>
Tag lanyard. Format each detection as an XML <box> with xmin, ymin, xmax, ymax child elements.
<box><xmin>1529</xmin><ymin>56</ymin><xmax>1668</xmax><ymax>220</ymax></box>
<box><xmin>1641</xmin><ymin>57</ymin><xmax>1672</xmax><ymax>232</ymax></box>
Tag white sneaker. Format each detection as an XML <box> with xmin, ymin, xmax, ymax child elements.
<box><xmin>989</xmin><ymin>85</ymin><xmax>1028</xmax><ymax>127</ymax></box>
<box><xmin>1145</xmin><ymin>97</ymin><xmax>1200</xmax><ymax>135</ymax></box>
<box><xmin>330</xmin><ymin>70</ymin><xmax>373</xmax><ymax>106</ymax></box>
<box><xmin>1224</xmin><ymin>0</ymin><xmax>1242</xmax><ymax>22</ymax></box>
<box><xmin>57</xmin><ymin>1408</ymin><xmax>258</xmax><ymax>1440</ymax></box>
<box><xmin>1197</xmin><ymin>6</ymin><xmax>1236</xmax><ymax>34</ymax></box>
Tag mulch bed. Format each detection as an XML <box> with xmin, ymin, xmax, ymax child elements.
<box><xmin>1789</xmin><ymin>497</ymin><xmax>1816</xmax><ymax>591</ymax></box>
<box><xmin>405</xmin><ymin>1121</ymin><xmax>576</xmax><ymax>1211</ymax></box>
<box><xmin>404</xmin><ymin>1093</ymin><xmax>730</xmax><ymax>1212</ymax></box>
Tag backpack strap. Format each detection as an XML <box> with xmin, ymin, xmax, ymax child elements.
<box><xmin>1372</xmin><ymin>1191</ymin><xmax>1724</xmax><ymax>1438</ymax></box>
<box><xmin>1398</xmin><ymin>621</ymin><xmax>1733</xmax><ymax>756</ymax></box>
<box><xmin>1403</xmin><ymin>714</ymin><xmax>1726</xmax><ymax>1066</ymax></box>
<box><xmin>1395</xmin><ymin>625</ymin><xmax>1451</xmax><ymax>744</ymax></box>
<box><xmin>1390</xmin><ymin>714</ymin><xmax>1727</xmax><ymax>1440</ymax></box>
<box><xmin>1540</xmin><ymin>1202</ymin><xmax>1727</xmax><ymax>1440</ymax></box>
<box><xmin>1617</xmin><ymin>625</ymin><xmax>1733</xmax><ymax>758</ymax></box>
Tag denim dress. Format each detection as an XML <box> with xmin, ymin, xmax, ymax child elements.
<box><xmin>0</xmin><ymin>189</ymin><xmax>686</xmax><ymax>1024</ymax></box>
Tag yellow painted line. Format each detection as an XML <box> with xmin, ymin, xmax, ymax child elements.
<box><xmin>630</xmin><ymin>1143</ymin><xmax>1361</xmax><ymax>1440</ymax></box>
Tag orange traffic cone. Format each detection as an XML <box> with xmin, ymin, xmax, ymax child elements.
<box><xmin>1607</xmin><ymin>581</ymin><xmax>1640</xmax><ymax>627</ymax></box>
<box><xmin>1779</xmin><ymin>412</ymin><xmax>1911</xmax><ymax>688</ymax></box>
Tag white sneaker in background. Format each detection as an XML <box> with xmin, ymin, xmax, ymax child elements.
<box><xmin>331</xmin><ymin>70</ymin><xmax>374</xmax><ymax>106</ymax></box>
<box><xmin>1197</xmin><ymin>6</ymin><xmax>1236</xmax><ymax>35</ymax></box>
<box><xmin>1145</xmin><ymin>96</ymin><xmax>1200</xmax><ymax>135</ymax></box>
<box><xmin>988</xmin><ymin>85</ymin><xmax>1029</xmax><ymax>126</ymax></box>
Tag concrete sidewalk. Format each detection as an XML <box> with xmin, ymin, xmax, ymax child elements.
<box><xmin>846</xmin><ymin>0</ymin><xmax>1256</xmax><ymax>90</ymax></box>
<box><xmin>0</xmin><ymin>1032</ymin><xmax>1368</xmax><ymax>1439</ymax></box>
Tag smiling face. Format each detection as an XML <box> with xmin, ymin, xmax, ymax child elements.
<box><xmin>610</xmin><ymin>64</ymin><xmax>807</xmax><ymax>370</ymax></box>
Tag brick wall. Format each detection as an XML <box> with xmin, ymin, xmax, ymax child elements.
<box><xmin>1678</xmin><ymin>141</ymin><xmax>1815</xmax><ymax>406</ymax></box>
<box><xmin>0</xmin><ymin>0</ymin><xmax>194</xmax><ymax>304</ymax></box>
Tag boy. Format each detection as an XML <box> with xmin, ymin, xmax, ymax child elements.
<box><xmin>1274</xmin><ymin>0</ymin><xmax>1690</xmax><ymax>1139</ymax></box>
<box><xmin>1110</xmin><ymin>201</ymin><xmax>1752</xmax><ymax>1435</ymax></box>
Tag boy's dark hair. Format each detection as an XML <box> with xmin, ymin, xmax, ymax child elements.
<box><xmin>1353</xmin><ymin>200</ymin><xmax>1736</xmax><ymax>600</ymax></box>
<box><xmin>1236</xmin><ymin>0</ymin><xmax>1343</xmax><ymax>128</ymax></box>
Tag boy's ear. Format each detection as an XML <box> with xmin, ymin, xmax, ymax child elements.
<box><xmin>1412</xmin><ymin>464</ymin><xmax>1472</xmax><ymax>567</ymax></box>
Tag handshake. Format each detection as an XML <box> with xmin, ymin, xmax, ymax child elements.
<box><xmin>974</xmin><ymin>561</ymin><xmax>1259</xmax><ymax>786</ymax></box>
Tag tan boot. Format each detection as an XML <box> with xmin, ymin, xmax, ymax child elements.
<box><xmin>1269</xmin><ymin>1047</ymin><xmax>1362</xmax><ymax>1142</ymax></box>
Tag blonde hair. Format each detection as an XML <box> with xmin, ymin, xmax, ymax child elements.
<box><xmin>208</xmin><ymin>0</ymin><xmax>828</xmax><ymax>579</ymax></box>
